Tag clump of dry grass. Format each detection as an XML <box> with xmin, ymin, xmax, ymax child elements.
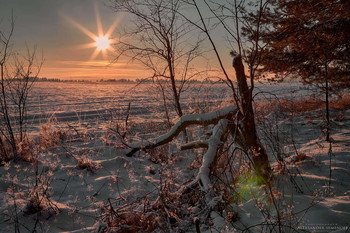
<box><xmin>96</xmin><ymin>173</ymin><xmax>195</xmax><ymax>233</ymax></box>
<box><xmin>76</xmin><ymin>156</ymin><xmax>100</xmax><ymax>173</ymax></box>
<box><xmin>255</xmin><ymin>92</ymin><xmax>350</xmax><ymax>116</ymax></box>
<box><xmin>0</xmin><ymin>118</ymin><xmax>63</xmax><ymax>164</ymax></box>
<box><xmin>39</xmin><ymin>120</ymin><xmax>68</xmax><ymax>150</ymax></box>
<box><xmin>0</xmin><ymin>136</ymin><xmax>36</xmax><ymax>163</ymax></box>
<box><xmin>96</xmin><ymin>197</ymin><xmax>162</xmax><ymax>233</ymax></box>
<box><xmin>255</xmin><ymin>96</ymin><xmax>323</xmax><ymax>115</ymax></box>
<box><xmin>23</xmin><ymin>180</ymin><xmax>60</xmax><ymax>218</ymax></box>
<box><xmin>16</xmin><ymin>138</ymin><xmax>37</xmax><ymax>163</ymax></box>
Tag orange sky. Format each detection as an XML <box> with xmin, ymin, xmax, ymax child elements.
<box><xmin>1</xmin><ymin>0</ymin><xmax>150</xmax><ymax>80</ymax></box>
<box><xmin>41</xmin><ymin>60</ymin><xmax>148</xmax><ymax>80</ymax></box>
<box><xmin>1</xmin><ymin>0</ymin><xmax>235</xmax><ymax>81</ymax></box>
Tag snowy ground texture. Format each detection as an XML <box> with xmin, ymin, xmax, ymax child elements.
<box><xmin>0</xmin><ymin>82</ymin><xmax>349</xmax><ymax>232</ymax></box>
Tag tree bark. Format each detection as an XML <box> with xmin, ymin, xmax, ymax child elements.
<box><xmin>232</xmin><ymin>55</ymin><xmax>270</xmax><ymax>180</ymax></box>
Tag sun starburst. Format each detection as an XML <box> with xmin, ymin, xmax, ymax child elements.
<box><xmin>62</xmin><ymin>4</ymin><xmax>120</xmax><ymax>60</ymax></box>
<box><xmin>95</xmin><ymin>36</ymin><xmax>110</xmax><ymax>51</ymax></box>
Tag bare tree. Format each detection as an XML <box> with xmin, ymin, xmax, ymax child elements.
<box><xmin>0</xmin><ymin>15</ymin><xmax>15</xmax><ymax>160</ymax></box>
<box><xmin>124</xmin><ymin>0</ymin><xmax>274</xmax><ymax>186</ymax></box>
<box><xmin>98</xmin><ymin>1</ymin><xmax>291</xmax><ymax>232</ymax></box>
<box><xmin>0</xmin><ymin>15</ymin><xmax>42</xmax><ymax>161</ymax></box>
<box><xmin>177</xmin><ymin>0</ymin><xmax>272</xmax><ymax>178</ymax></box>
<box><xmin>120</xmin><ymin>0</ymin><xmax>274</xmax><ymax>185</ymax></box>
<box><xmin>110</xmin><ymin>0</ymin><xmax>204</xmax><ymax>125</ymax></box>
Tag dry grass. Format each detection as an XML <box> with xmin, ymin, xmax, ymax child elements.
<box><xmin>255</xmin><ymin>97</ymin><xmax>323</xmax><ymax>115</ymax></box>
<box><xmin>39</xmin><ymin>120</ymin><xmax>68</xmax><ymax>150</ymax></box>
<box><xmin>255</xmin><ymin>92</ymin><xmax>350</xmax><ymax>116</ymax></box>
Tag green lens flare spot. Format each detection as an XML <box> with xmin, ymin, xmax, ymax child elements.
<box><xmin>232</xmin><ymin>171</ymin><xmax>266</xmax><ymax>202</ymax></box>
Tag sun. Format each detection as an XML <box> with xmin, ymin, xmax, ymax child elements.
<box><xmin>62</xmin><ymin>4</ymin><xmax>121</xmax><ymax>60</ymax></box>
<box><xmin>95</xmin><ymin>36</ymin><xmax>110</xmax><ymax>50</ymax></box>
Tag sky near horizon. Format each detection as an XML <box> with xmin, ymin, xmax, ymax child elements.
<box><xmin>1</xmin><ymin>0</ymin><xmax>237</xmax><ymax>81</ymax></box>
<box><xmin>0</xmin><ymin>0</ymin><xmax>147</xmax><ymax>80</ymax></box>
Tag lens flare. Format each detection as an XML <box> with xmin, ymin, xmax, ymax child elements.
<box><xmin>62</xmin><ymin>3</ymin><xmax>121</xmax><ymax>60</ymax></box>
<box><xmin>95</xmin><ymin>36</ymin><xmax>110</xmax><ymax>51</ymax></box>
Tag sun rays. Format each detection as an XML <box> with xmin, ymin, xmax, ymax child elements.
<box><xmin>62</xmin><ymin>4</ymin><xmax>120</xmax><ymax>61</ymax></box>
<box><xmin>95</xmin><ymin>36</ymin><xmax>110</xmax><ymax>51</ymax></box>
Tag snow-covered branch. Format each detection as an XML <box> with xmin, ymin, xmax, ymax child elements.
<box><xmin>126</xmin><ymin>105</ymin><xmax>237</xmax><ymax>156</ymax></box>
<box><xmin>197</xmin><ymin>119</ymin><xmax>228</xmax><ymax>190</ymax></box>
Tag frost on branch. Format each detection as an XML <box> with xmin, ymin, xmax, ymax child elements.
<box><xmin>125</xmin><ymin>105</ymin><xmax>237</xmax><ymax>156</ymax></box>
<box><xmin>197</xmin><ymin>119</ymin><xmax>229</xmax><ymax>190</ymax></box>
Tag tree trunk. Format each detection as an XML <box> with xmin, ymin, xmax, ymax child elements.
<box><xmin>1</xmin><ymin>63</ymin><xmax>17</xmax><ymax>158</ymax></box>
<box><xmin>168</xmin><ymin>59</ymin><xmax>188</xmax><ymax>142</ymax></box>
<box><xmin>324</xmin><ymin>54</ymin><xmax>330</xmax><ymax>142</ymax></box>
<box><xmin>232</xmin><ymin>55</ymin><xmax>270</xmax><ymax>180</ymax></box>
<box><xmin>168</xmin><ymin>61</ymin><xmax>183</xmax><ymax>118</ymax></box>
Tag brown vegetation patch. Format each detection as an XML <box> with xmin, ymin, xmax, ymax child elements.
<box><xmin>255</xmin><ymin>93</ymin><xmax>350</xmax><ymax>117</ymax></box>
<box><xmin>256</xmin><ymin>97</ymin><xmax>323</xmax><ymax>115</ymax></box>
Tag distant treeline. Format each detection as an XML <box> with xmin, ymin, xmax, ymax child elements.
<box><xmin>9</xmin><ymin>77</ymin><xmax>223</xmax><ymax>84</ymax></box>
<box><xmin>12</xmin><ymin>77</ymin><xmax>133</xmax><ymax>83</ymax></box>
<box><xmin>99</xmin><ymin>78</ymin><xmax>134</xmax><ymax>83</ymax></box>
<box><xmin>8</xmin><ymin>77</ymin><xmax>93</xmax><ymax>83</ymax></box>
<box><xmin>135</xmin><ymin>78</ymin><xmax>222</xmax><ymax>84</ymax></box>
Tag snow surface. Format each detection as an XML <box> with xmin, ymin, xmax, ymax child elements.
<box><xmin>0</xmin><ymin>82</ymin><xmax>349</xmax><ymax>232</ymax></box>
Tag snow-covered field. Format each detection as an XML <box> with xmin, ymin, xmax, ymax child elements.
<box><xmin>0</xmin><ymin>82</ymin><xmax>349</xmax><ymax>232</ymax></box>
<box><xmin>24</xmin><ymin>82</ymin><xmax>309</xmax><ymax>133</ymax></box>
